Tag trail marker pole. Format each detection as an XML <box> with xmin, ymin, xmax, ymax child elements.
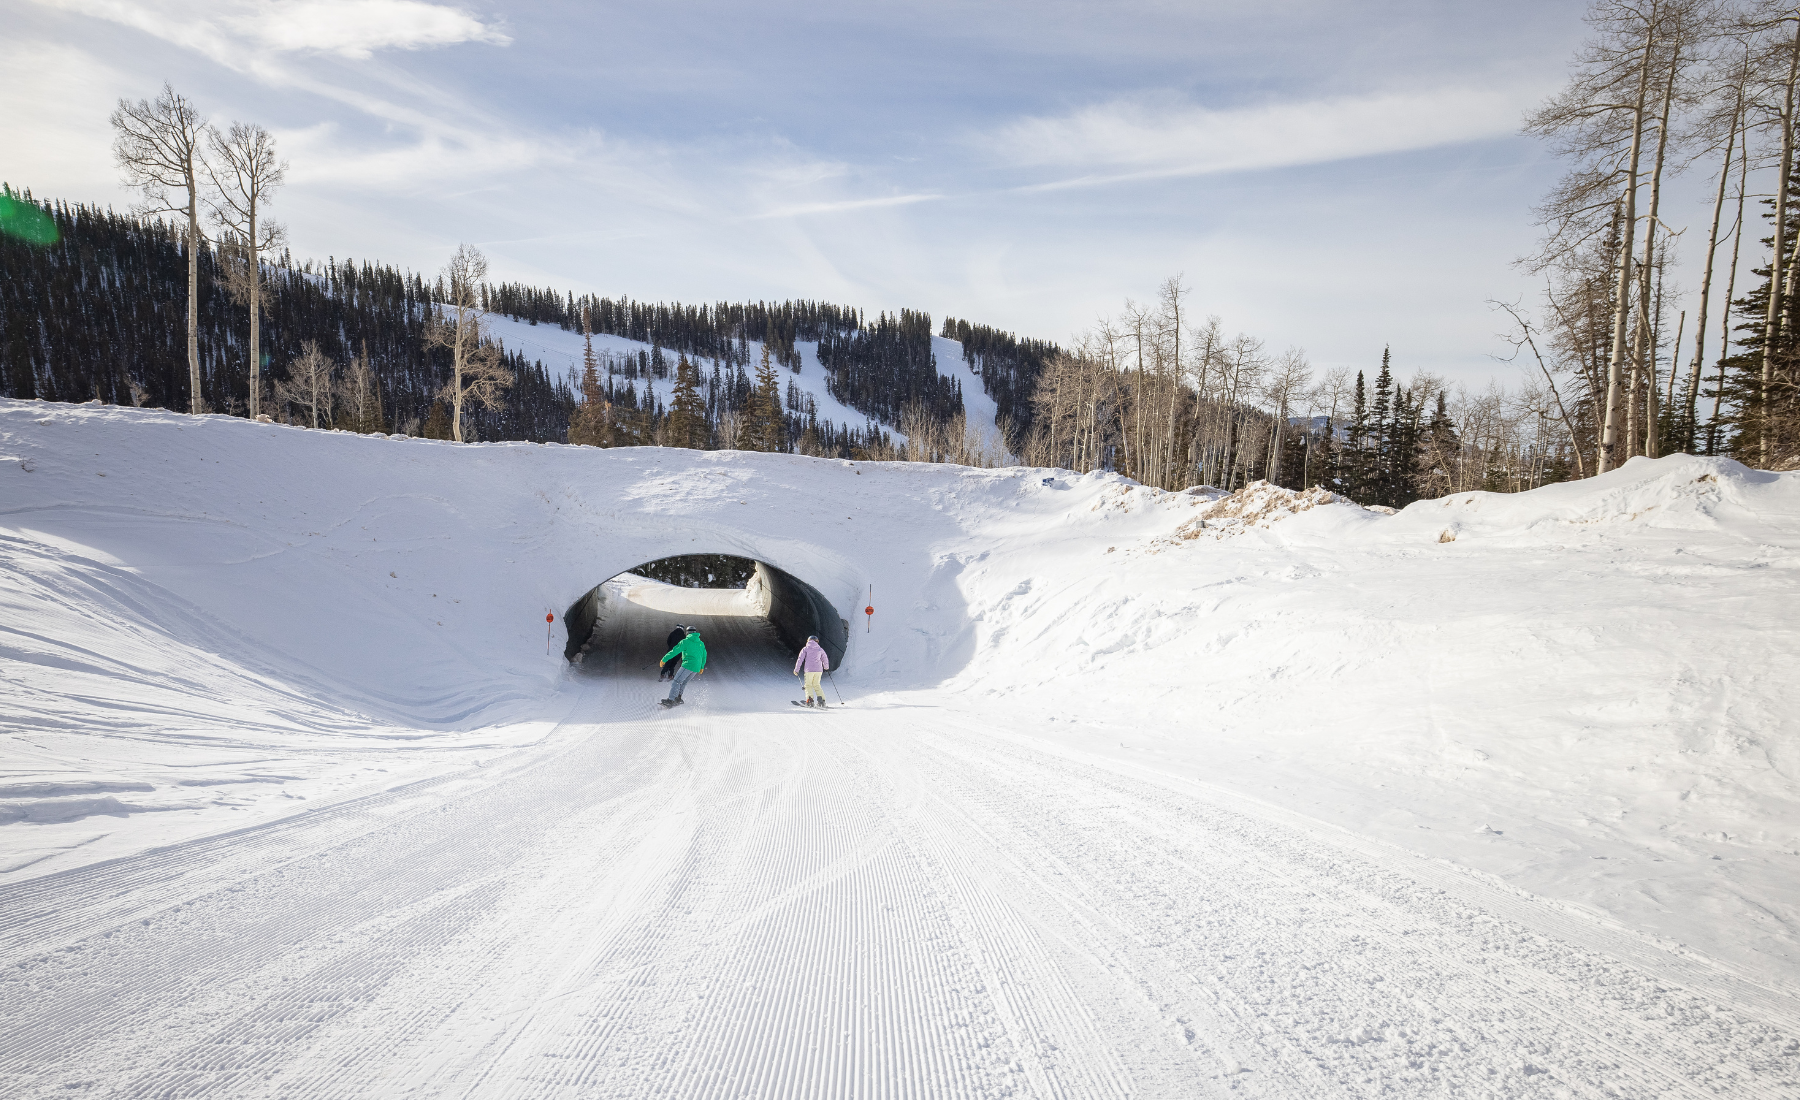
<box><xmin>865</xmin><ymin>584</ymin><xmax>873</xmax><ymax>633</ymax></box>
<box><xmin>545</xmin><ymin>611</ymin><xmax>554</xmax><ymax>655</ymax></box>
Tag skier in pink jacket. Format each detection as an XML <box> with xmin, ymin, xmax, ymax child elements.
<box><xmin>793</xmin><ymin>635</ymin><xmax>830</xmax><ymax>707</ymax></box>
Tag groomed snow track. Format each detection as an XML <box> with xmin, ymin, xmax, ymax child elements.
<box><xmin>5</xmin><ymin>662</ymin><xmax>1797</xmax><ymax>1097</ymax></box>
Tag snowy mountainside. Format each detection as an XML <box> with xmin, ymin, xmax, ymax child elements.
<box><xmin>482</xmin><ymin>312</ymin><xmax>998</xmax><ymax>443</ymax></box>
<box><xmin>2</xmin><ymin>399</ymin><xmax>1797</xmax><ymax>986</ymax></box>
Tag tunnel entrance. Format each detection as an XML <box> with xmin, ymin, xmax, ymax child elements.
<box><xmin>563</xmin><ymin>555</ymin><xmax>849</xmax><ymax>672</ymax></box>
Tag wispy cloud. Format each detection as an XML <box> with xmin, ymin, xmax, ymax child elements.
<box><xmin>752</xmin><ymin>193</ymin><xmax>945</xmax><ymax>220</ymax></box>
<box><xmin>985</xmin><ymin>87</ymin><xmax>1530</xmax><ymax>186</ymax></box>
<box><xmin>246</xmin><ymin>1</ymin><xmax>507</xmax><ymax>58</ymax></box>
<box><xmin>34</xmin><ymin>0</ymin><xmax>508</xmax><ymax>62</ymax></box>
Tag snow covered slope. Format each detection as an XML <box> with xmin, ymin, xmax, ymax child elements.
<box><xmin>3</xmin><ymin>399</ymin><xmax>1799</xmax><ymax>1096</ymax></box>
<box><xmin>483</xmin><ymin>312</ymin><xmax>999</xmax><ymax>441</ymax></box>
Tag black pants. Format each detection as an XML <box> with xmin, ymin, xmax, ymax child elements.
<box><xmin>659</xmin><ymin>659</ymin><xmax>679</xmax><ymax>681</ymax></box>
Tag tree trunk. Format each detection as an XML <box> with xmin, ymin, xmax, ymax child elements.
<box><xmin>1687</xmin><ymin>88</ymin><xmax>1741</xmax><ymax>450</ymax></box>
<box><xmin>1711</xmin><ymin>138</ymin><xmax>1750</xmax><ymax>454</ymax></box>
<box><xmin>186</xmin><ymin>187</ymin><xmax>201</xmax><ymax>414</ymax></box>
<box><xmin>1659</xmin><ymin>308</ymin><xmax>1684</xmax><ymax>455</ymax></box>
<box><xmin>249</xmin><ymin>200</ymin><xmax>261</xmax><ymax>420</ymax></box>
<box><xmin>1761</xmin><ymin>23</ymin><xmax>1800</xmax><ymax>466</ymax></box>
<box><xmin>1637</xmin><ymin>38</ymin><xmax>1680</xmax><ymax>461</ymax></box>
<box><xmin>452</xmin><ymin>307</ymin><xmax>467</xmax><ymax>443</ymax></box>
<box><xmin>1601</xmin><ymin>23</ymin><xmax>1657</xmax><ymax>474</ymax></box>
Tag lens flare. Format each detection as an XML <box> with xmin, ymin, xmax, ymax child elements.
<box><xmin>0</xmin><ymin>195</ymin><xmax>58</xmax><ymax>246</ymax></box>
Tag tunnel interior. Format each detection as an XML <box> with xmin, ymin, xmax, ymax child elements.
<box><xmin>564</xmin><ymin>554</ymin><xmax>849</xmax><ymax>673</ymax></box>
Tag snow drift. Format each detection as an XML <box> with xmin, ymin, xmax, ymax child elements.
<box><xmin>2</xmin><ymin>398</ymin><xmax>1797</xmax><ymax>985</ymax></box>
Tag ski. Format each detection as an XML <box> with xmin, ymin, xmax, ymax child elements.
<box><xmin>791</xmin><ymin>701</ymin><xmax>831</xmax><ymax>709</ymax></box>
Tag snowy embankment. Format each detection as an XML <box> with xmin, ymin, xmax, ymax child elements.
<box><xmin>1</xmin><ymin>397</ymin><xmax>1797</xmax><ymax>985</ymax></box>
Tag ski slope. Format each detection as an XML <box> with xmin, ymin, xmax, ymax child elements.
<box><xmin>483</xmin><ymin>311</ymin><xmax>999</xmax><ymax>444</ymax></box>
<box><xmin>3</xmin><ymin>399</ymin><xmax>1799</xmax><ymax>1097</ymax></box>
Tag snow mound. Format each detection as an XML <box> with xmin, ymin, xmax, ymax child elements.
<box><xmin>1390</xmin><ymin>454</ymin><xmax>1800</xmax><ymax>546</ymax></box>
<box><xmin>1165</xmin><ymin>480</ymin><xmax>1365</xmax><ymax>541</ymax></box>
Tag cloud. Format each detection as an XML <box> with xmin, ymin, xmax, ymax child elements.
<box><xmin>34</xmin><ymin>0</ymin><xmax>508</xmax><ymax>62</ymax></box>
<box><xmin>752</xmin><ymin>193</ymin><xmax>945</xmax><ymax>220</ymax></box>
<box><xmin>985</xmin><ymin>87</ymin><xmax>1530</xmax><ymax>186</ymax></box>
<box><xmin>238</xmin><ymin>0</ymin><xmax>508</xmax><ymax>58</ymax></box>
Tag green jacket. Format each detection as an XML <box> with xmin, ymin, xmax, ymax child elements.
<box><xmin>661</xmin><ymin>633</ymin><xmax>707</xmax><ymax>671</ymax></box>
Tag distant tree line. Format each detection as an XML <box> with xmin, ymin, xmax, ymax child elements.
<box><xmin>997</xmin><ymin>276</ymin><xmax>1575</xmax><ymax>506</ymax></box>
<box><xmin>0</xmin><ymin>188</ymin><xmax>966</xmax><ymax>457</ymax></box>
<box><xmin>0</xmin><ymin>191</ymin><xmax>570</xmax><ymax>441</ymax></box>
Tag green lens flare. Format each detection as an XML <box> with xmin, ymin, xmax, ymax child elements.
<box><xmin>0</xmin><ymin>195</ymin><xmax>58</xmax><ymax>246</ymax></box>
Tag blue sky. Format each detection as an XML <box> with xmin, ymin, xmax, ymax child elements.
<box><xmin>5</xmin><ymin>0</ymin><xmax>1626</xmax><ymax>386</ymax></box>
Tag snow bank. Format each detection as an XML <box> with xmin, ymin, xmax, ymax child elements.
<box><xmin>3</xmin><ymin>399</ymin><xmax>1797</xmax><ymax>984</ymax></box>
<box><xmin>1161</xmin><ymin>480</ymin><xmax>1368</xmax><ymax>541</ymax></box>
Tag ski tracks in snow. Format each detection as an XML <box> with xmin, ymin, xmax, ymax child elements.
<box><xmin>3</xmin><ymin>635</ymin><xmax>1799</xmax><ymax>1098</ymax></box>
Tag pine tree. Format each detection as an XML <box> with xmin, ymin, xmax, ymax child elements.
<box><xmin>423</xmin><ymin>401</ymin><xmax>452</xmax><ymax>439</ymax></box>
<box><xmin>737</xmin><ymin>343</ymin><xmax>787</xmax><ymax>451</ymax></box>
<box><xmin>1720</xmin><ymin>153</ymin><xmax>1800</xmax><ymax>467</ymax></box>
<box><xmin>338</xmin><ymin>339</ymin><xmax>384</xmax><ymax>433</ymax></box>
<box><xmin>1370</xmin><ymin>348</ymin><xmax>1394</xmax><ymax>502</ymax></box>
<box><xmin>1420</xmin><ymin>391</ymin><xmax>1457</xmax><ymax>497</ymax></box>
<box><xmin>1384</xmin><ymin>386</ymin><xmax>1419</xmax><ymax>507</ymax></box>
<box><xmin>664</xmin><ymin>354</ymin><xmax>708</xmax><ymax>450</ymax></box>
<box><xmin>568</xmin><ymin>308</ymin><xmax>611</xmax><ymax>446</ymax></box>
<box><xmin>1344</xmin><ymin>370</ymin><xmax>1369</xmax><ymax>498</ymax></box>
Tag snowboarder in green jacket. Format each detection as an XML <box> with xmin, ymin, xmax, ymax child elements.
<box><xmin>659</xmin><ymin>629</ymin><xmax>707</xmax><ymax>707</ymax></box>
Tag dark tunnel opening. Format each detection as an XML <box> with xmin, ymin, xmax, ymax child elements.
<box><xmin>563</xmin><ymin>555</ymin><xmax>849</xmax><ymax>672</ymax></box>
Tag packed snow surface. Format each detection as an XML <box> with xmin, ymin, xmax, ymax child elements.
<box><xmin>2</xmin><ymin>399</ymin><xmax>1799</xmax><ymax>1097</ymax></box>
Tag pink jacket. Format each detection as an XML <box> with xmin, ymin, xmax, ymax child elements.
<box><xmin>794</xmin><ymin>640</ymin><xmax>830</xmax><ymax>674</ymax></box>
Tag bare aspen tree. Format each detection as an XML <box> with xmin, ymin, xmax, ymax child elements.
<box><xmin>277</xmin><ymin>340</ymin><xmax>335</xmax><ymax>428</ymax></box>
<box><xmin>1682</xmin><ymin>42</ymin><xmax>1751</xmax><ymax>448</ymax></box>
<box><xmin>423</xmin><ymin>244</ymin><xmax>512</xmax><ymax>442</ymax></box>
<box><xmin>1262</xmin><ymin>350</ymin><xmax>1313</xmax><ymax>480</ymax></box>
<box><xmin>337</xmin><ymin>342</ymin><xmax>384</xmax><ymax>433</ymax></box>
<box><xmin>1664</xmin><ymin>308</ymin><xmax>1687</xmax><ymax>423</ymax></box>
<box><xmin>1631</xmin><ymin>1</ymin><xmax>1710</xmax><ymax>460</ymax></box>
<box><xmin>1120</xmin><ymin>300</ymin><xmax>1152</xmax><ymax>481</ymax></box>
<box><xmin>1525</xmin><ymin>0</ymin><xmax>1676</xmax><ymax>472</ymax></box>
<box><xmin>1710</xmin><ymin>134</ymin><xmax>1752</xmax><ymax>450</ymax></box>
<box><xmin>1156</xmin><ymin>275</ymin><xmax>1190</xmax><ymax>487</ymax></box>
<box><xmin>206</xmin><ymin>122</ymin><xmax>287</xmax><ymax>420</ymax></box>
<box><xmin>111</xmin><ymin>83</ymin><xmax>209</xmax><ymax>413</ymax></box>
<box><xmin>1493</xmin><ymin>301</ymin><xmax>1592</xmax><ymax>479</ymax></box>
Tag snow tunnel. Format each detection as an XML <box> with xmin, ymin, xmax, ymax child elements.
<box><xmin>562</xmin><ymin>554</ymin><xmax>850</xmax><ymax>674</ymax></box>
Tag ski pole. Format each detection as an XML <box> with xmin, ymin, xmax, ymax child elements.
<box><xmin>828</xmin><ymin>670</ymin><xmax>845</xmax><ymax>706</ymax></box>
